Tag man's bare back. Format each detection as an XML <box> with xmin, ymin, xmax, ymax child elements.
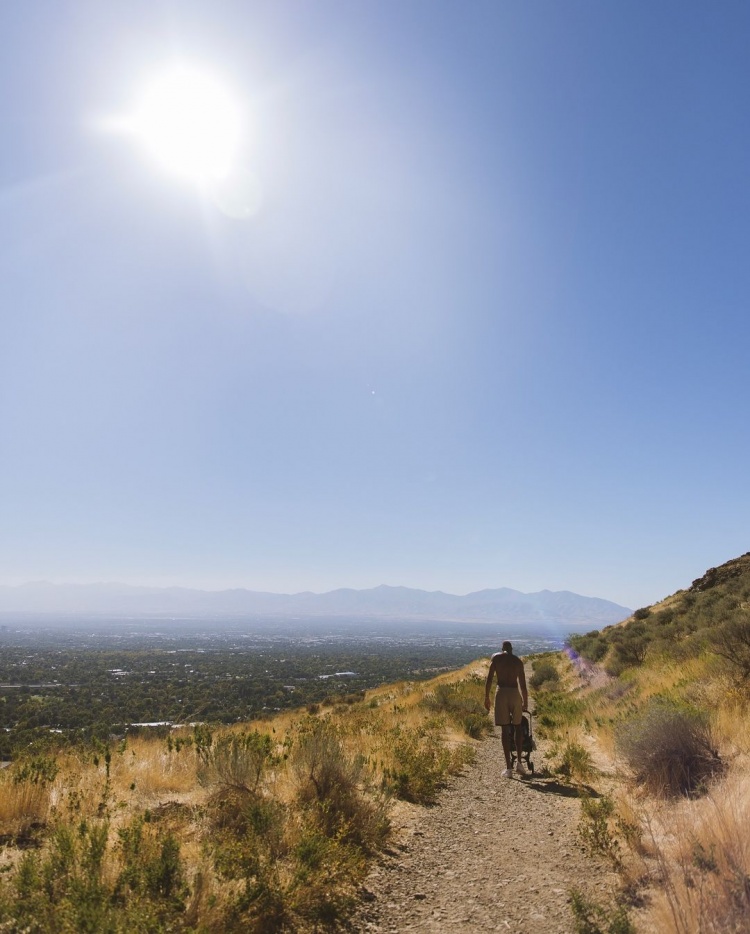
<box><xmin>491</xmin><ymin>651</ymin><xmax>526</xmax><ymax>689</ymax></box>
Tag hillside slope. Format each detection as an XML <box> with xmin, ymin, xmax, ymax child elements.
<box><xmin>555</xmin><ymin>552</ymin><xmax>750</xmax><ymax>933</ymax></box>
<box><xmin>570</xmin><ymin>551</ymin><xmax>750</xmax><ymax>678</ymax></box>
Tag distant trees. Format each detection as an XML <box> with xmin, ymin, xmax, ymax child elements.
<box><xmin>0</xmin><ymin>642</ymin><xmax>487</xmax><ymax>754</ymax></box>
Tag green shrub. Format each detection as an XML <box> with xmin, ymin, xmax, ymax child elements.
<box><xmin>0</xmin><ymin>817</ymin><xmax>188</xmax><ymax>933</ymax></box>
<box><xmin>462</xmin><ymin>712</ymin><xmax>490</xmax><ymax>738</ymax></box>
<box><xmin>570</xmin><ymin>889</ymin><xmax>634</xmax><ymax>934</ymax></box>
<box><xmin>197</xmin><ymin>730</ymin><xmax>272</xmax><ymax>793</ymax></box>
<box><xmin>214</xmin><ymin>832</ymin><xmax>289</xmax><ymax>934</ymax></box>
<box><xmin>207</xmin><ymin>786</ymin><xmax>291</xmax><ymax>931</ymax></box>
<box><xmin>607</xmin><ymin>623</ymin><xmax>650</xmax><ymax>669</ymax></box>
<box><xmin>558</xmin><ymin>742</ymin><xmax>594</xmax><ymax>783</ymax></box>
<box><xmin>713</xmin><ymin>617</ymin><xmax>750</xmax><ymax>683</ymax></box>
<box><xmin>529</xmin><ymin>661</ymin><xmax>560</xmax><ymax>690</ymax></box>
<box><xmin>615</xmin><ymin>701</ymin><xmax>722</xmax><ymax>797</ymax></box>
<box><xmin>289</xmin><ymin>830</ymin><xmax>363</xmax><ymax>928</ymax></box>
<box><xmin>384</xmin><ymin>727</ymin><xmax>471</xmax><ymax>805</ymax></box>
<box><xmin>422</xmin><ymin>679</ymin><xmax>493</xmax><ymax>738</ymax></box>
<box><xmin>12</xmin><ymin>755</ymin><xmax>59</xmax><ymax>787</ymax></box>
<box><xmin>292</xmin><ymin>723</ymin><xmax>389</xmax><ymax>851</ymax></box>
<box><xmin>115</xmin><ymin>816</ymin><xmax>188</xmax><ymax>910</ymax></box>
<box><xmin>579</xmin><ymin>795</ymin><xmax>620</xmax><ymax>866</ymax></box>
<box><xmin>568</xmin><ymin>632</ymin><xmax>610</xmax><ymax>663</ymax></box>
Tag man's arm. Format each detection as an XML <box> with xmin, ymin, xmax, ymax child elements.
<box><xmin>484</xmin><ymin>657</ymin><xmax>496</xmax><ymax>711</ymax></box>
<box><xmin>517</xmin><ymin>659</ymin><xmax>528</xmax><ymax>710</ymax></box>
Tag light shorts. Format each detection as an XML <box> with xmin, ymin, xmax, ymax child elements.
<box><xmin>494</xmin><ymin>687</ymin><xmax>523</xmax><ymax>726</ymax></box>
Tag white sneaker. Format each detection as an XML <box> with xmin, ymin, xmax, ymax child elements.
<box><xmin>502</xmin><ymin>768</ymin><xmax>512</xmax><ymax>778</ymax></box>
<box><xmin>515</xmin><ymin>761</ymin><xmax>527</xmax><ymax>775</ymax></box>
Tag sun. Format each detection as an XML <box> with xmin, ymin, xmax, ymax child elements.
<box><xmin>126</xmin><ymin>65</ymin><xmax>242</xmax><ymax>182</ymax></box>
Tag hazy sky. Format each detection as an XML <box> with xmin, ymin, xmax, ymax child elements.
<box><xmin>2</xmin><ymin>1</ymin><xmax>749</xmax><ymax>608</ymax></box>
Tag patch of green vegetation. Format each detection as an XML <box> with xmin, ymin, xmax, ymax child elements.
<box><xmin>529</xmin><ymin>659</ymin><xmax>561</xmax><ymax>690</ymax></box>
<box><xmin>0</xmin><ymin>818</ymin><xmax>189</xmax><ymax>933</ymax></box>
<box><xmin>534</xmin><ymin>690</ymin><xmax>586</xmax><ymax>739</ymax></box>
<box><xmin>422</xmin><ymin>676</ymin><xmax>493</xmax><ymax>738</ymax></box>
<box><xmin>579</xmin><ymin>795</ymin><xmax>621</xmax><ymax>866</ymax></box>
<box><xmin>383</xmin><ymin>725</ymin><xmax>473</xmax><ymax>805</ymax></box>
<box><xmin>570</xmin><ymin>889</ymin><xmax>634</xmax><ymax>934</ymax></box>
<box><xmin>568</xmin><ymin>553</ymin><xmax>750</xmax><ymax>684</ymax></box>
<box><xmin>568</xmin><ymin>630</ymin><xmax>609</xmax><ymax>663</ymax></box>
<box><xmin>557</xmin><ymin>742</ymin><xmax>595</xmax><ymax>784</ymax></box>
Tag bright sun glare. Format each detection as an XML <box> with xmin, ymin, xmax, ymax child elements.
<box><xmin>126</xmin><ymin>66</ymin><xmax>241</xmax><ymax>182</ymax></box>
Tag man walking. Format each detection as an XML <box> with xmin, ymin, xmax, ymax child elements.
<box><xmin>484</xmin><ymin>641</ymin><xmax>529</xmax><ymax>777</ymax></box>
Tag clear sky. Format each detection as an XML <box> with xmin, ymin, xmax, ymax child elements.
<box><xmin>2</xmin><ymin>1</ymin><xmax>749</xmax><ymax>609</ymax></box>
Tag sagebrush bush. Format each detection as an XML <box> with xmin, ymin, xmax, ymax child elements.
<box><xmin>292</xmin><ymin>722</ymin><xmax>389</xmax><ymax>851</ymax></box>
<box><xmin>579</xmin><ymin>795</ymin><xmax>620</xmax><ymax>865</ymax></box>
<box><xmin>210</xmin><ymin>802</ymin><xmax>291</xmax><ymax>932</ymax></box>
<box><xmin>558</xmin><ymin>741</ymin><xmax>594</xmax><ymax>783</ymax></box>
<box><xmin>605</xmin><ymin>625</ymin><xmax>649</xmax><ymax>675</ymax></box>
<box><xmin>385</xmin><ymin>729</ymin><xmax>449</xmax><ymax>804</ymax></box>
<box><xmin>384</xmin><ymin>726</ymin><xmax>473</xmax><ymax>805</ymax></box>
<box><xmin>530</xmin><ymin>661</ymin><xmax>560</xmax><ymax>690</ymax></box>
<box><xmin>197</xmin><ymin>730</ymin><xmax>273</xmax><ymax>793</ymax></box>
<box><xmin>570</xmin><ymin>889</ymin><xmax>634</xmax><ymax>934</ymax></box>
<box><xmin>568</xmin><ymin>631</ymin><xmax>609</xmax><ymax>663</ymax></box>
<box><xmin>713</xmin><ymin>617</ymin><xmax>750</xmax><ymax>684</ymax></box>
<box><xmin>615</xmin><ymin>701</ymin><xmax>722</xmax><ymax>797</ymax></box>
<box><xmin>422</xmin><ymin>679</ymin><xmax>492</xmax><ymax>738</ymax></box>
<box><xmin>0</xmin><ymin>818</ymin><xmax>188</xmax><ymax>933</ymax></box>
<box><xmin>288</xmin><ymin>829</ymin><xmax>364</xmax><ymax>928</ymax></box>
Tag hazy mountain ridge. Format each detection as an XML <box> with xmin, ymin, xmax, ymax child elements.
<box><xmin>0</xmin><ymin>581</ymin><xmax>631</xmax><ymax>627</ymax></box>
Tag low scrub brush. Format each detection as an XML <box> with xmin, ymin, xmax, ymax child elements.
<box><xmin>422</xmin><ymin>679</ymin><xmax>493</xmax><ymax>738</ymax></box>
<box><xmin>292</xmin><ymin>721</ymin><xmax>389</xmax><ymax>851</ymax></box>
<box><xmin>615</xmin><ymin>701</ymin><xmax>722</xmax><ymax>798</ymax></box>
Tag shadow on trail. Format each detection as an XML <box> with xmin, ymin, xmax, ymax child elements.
<box><xmin>521</xmin><ymin>779</ymin><xmax>600</xmax><ymax>799</ymax></box>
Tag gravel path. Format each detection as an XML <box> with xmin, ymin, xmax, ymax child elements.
<box><xmin>350</xmin><ymin>725</ymin><xmax>617</xmax><ymax>933</ymax></box>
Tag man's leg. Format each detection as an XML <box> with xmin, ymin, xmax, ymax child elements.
<box><xmin>501</xmin><ymin>724</ymin><xmax>513</xmax><ymax>769</ymax></box>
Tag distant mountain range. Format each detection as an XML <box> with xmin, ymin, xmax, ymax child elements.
<box><xmin>0</xmin><ymin>582</ymin><xmax>631</xmax><ymax>629</ymax></box>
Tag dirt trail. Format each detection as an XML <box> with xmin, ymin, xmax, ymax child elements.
<box><xmin>350</xmin><ymin>722</ymin><xmax>617</xmax><ymax>933</ymax></box>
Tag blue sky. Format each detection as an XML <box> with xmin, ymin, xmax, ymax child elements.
<box><xmin>2</xmin><ymin>1</ymin><xmax>749</xmax><ymax>608</ymax></box>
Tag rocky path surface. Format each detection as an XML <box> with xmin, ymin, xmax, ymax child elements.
<box><xmin>350</xmin><ymin>726</ymin><xmax>617</xmax><ymax>933</ymax></box>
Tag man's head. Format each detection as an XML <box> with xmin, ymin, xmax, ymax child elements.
<box><xmin>502</xmin><ymin>640</ymin><xmax>513</xmax><ymax>654</ymax></box>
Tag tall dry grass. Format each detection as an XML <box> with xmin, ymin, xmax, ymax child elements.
<box><xmin>645</xmin><ymin>769</ymin><xmax>750</xmax><ymax>933</ymax></box>
<box><xmin>113</xmin><ymin>736</ymin><xmax>200</xmax><ymax>799</ymax></box>
<box><xmin>0</xmin><ymin>776</ymin><xmax>50</xmax><ymax>838</ymax></box>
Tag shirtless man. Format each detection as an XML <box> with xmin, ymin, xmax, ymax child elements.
<box><xmin>484</xmin><ymin>641</ymin><xmax>529</xmax><ymax>777</ymax></box>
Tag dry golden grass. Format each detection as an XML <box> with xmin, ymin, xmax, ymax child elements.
<box><xmin>0</xmin><ymin>775</ymin><xmax>50</xmax><ymax>836</ymax></box>
<box><xmin>714</xmin><ymin>695</ymin><xmax>750</xmax><ymax>758</ymax></box>
<box><xmin>113</xmin><ymin>736</ymin><xmax>200</xmax><ymax>799</ymax></box>
<box><xmin>643</xmin><ymin>766</ymin><xmax>750</xmax><ymax>934</ymax></box>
